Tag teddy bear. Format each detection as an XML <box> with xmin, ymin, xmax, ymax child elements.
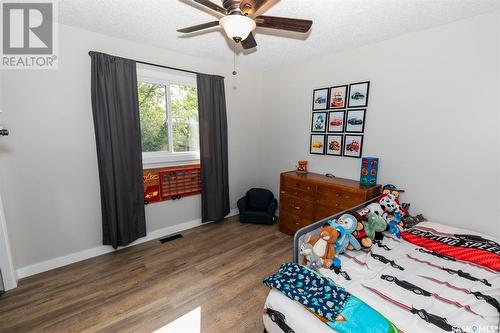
<box><xmin>306</xmin><ymin>224</ymin><xmax>339</xmax><ymax>269</ymax></box>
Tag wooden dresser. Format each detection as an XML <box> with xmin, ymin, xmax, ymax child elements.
<box><xmin>279</xmin><ymin>171</ymin><xmax>381</xmax><ymax>235</ymax></box>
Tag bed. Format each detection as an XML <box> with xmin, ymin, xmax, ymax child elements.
<box><xmin>263</xmin><ymin>199</ymin><xmax>500</xmax><ymax>333</ymax></box>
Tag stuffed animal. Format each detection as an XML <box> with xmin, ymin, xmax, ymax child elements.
<box><xmin>328</xmin><ymin>214</ymin><xmax>361</xmax><ymax>254</ymax></box>
<box><xmin>378</xmin><ymin>193</ymin><xmax>407</xmax><ymax>238</ymax></box>
<box><xmin>346</xmin><ymin>210</ymin><xmax>371</xmax><ymax>250</ymax></box>
<box><xmin>362</xmin><ymin>212</ymin><xmax>387</xmax><ymax>246</ymax></box>
<box><xmin>348</xmin><ymin>210</ymin><xmax>387</xmax><ymax>249</ymax></box>
<box><xmin>398</xmin><ymin>203</ymin><xmax>426</xmax><ymax>229</ymax></box>
<box><xmin>300</xmin><ymin>241</ymin><xmax>322</xmax><ymax>271</ymax></box>
<box><xmin>307</xmin><ymin>225</ymin><xmax>339</xmax><ymax>269</ymax></box>
<box><xmin>361</xmin><ymin>202</ymin><xmax>386</xmax><ymax>240</ymax></box>
<box><xmin>380</xmin><ymin>184</ymin><xmax>405</xmax><ymax>199</ymax></box>
<box><xmin>378</xmin><ymin>193</ymin><xmax>406</xmax><ymax>218</ymax></box>
<box><xmin>402</xmin><ymin>213</ymin><xmax>427</xmax><ymax>229</ymax></box>
<box><xmin>386</xmin><ymin>212</ymin><xmax>402</xmax><ymax>238</ymax></box>
<box><xmin>364</xmin><ymin>202</ymin><xmax>384</xmax><ymax>217</ymax></box>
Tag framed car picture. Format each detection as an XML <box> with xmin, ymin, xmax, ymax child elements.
<box><xmin>310</xmin><ymin>134</ymin><xmax>325</xmax><ymax>155</ymax></box>
<box><xmin>312</xmin><ymin>88</ymin><xmax>329</xmax><ymax>110</ymax></box>
<box><xmin>329</xmin><ymin>85</ymin><xmax>348</xmax><ymax>109</ymax></box>
<box><xmin>311</xmin><ymin>112</ymin><xmax>327</xmax><ymax>132</ymax></box>
<box><xmin>345</xmin><ymin>109</ymin><xmax>366</xmax><ymax>133</ymax></box>
<box><xmin>348</xmin><ymin>81</ymin><xmax>370</xmax><ymax>108</ymax></box>
<box><xmin>343</xmin><ymin>134</ymin><xmax>363</xmax><ymax>158</ymax></box>
<box><xmin>327</xmin><ymin>111</ymin><xmax>345</xmax><ymax>133</ymax></box>
<box><xmin>326</xmin><ymin>135</ymin><xmax>343</xmax><ymax>156</ymax></box>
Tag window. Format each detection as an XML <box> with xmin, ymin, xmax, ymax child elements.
<box><xmin>137</xmin><ymin>65</ymin><xmax>200</xmax><ymax>165</ymax></box>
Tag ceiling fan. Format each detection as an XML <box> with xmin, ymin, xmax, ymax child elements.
<box><xmin>177</xmin><ymin>0</ymin><xmax>313</xmax><ymax>49</ymax></box>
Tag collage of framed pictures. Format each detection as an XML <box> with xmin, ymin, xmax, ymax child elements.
<box><xmin>309</xmin><ymin>81</ymin><xmax>370</xmax><ymax>158</ymax></box>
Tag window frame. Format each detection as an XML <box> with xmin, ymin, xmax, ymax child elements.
<box><xmin>137</xmin><ymin>65</ymin><xmax>200</xmax><ymax>166</ymax></box>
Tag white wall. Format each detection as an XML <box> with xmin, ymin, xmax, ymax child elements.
<box><xmin>258</xmin><ymin>11</ymin><xmax>500</xmax><ymax>237</ymax></box>
<box><xmin>1</xmin><ymin>11</ymin><xmax>498</xmax><ymax>276</ymax></box>
<box><xmin>0</xmin><ymin>24</ymin><xmax>263</xmax><ymax>270</ymax></box>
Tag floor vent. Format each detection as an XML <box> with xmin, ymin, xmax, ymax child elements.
<box><xmin>159</xmin><ymin>234</ymin><xmax>183</xmax><ymax>243</ymax></box>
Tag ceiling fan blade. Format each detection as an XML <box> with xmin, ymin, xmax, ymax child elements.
<box><xmin>241</xmin><ymin>32</ymin><xmax>257</xmax><ymax>49</ymax></box>
<box><xmin>177</xmin><ymin>21</ymin><xmax>220</xmax><ymax>33</ymax></box>
<box><xmin>192</xmin><ymin>0</ymin><xmax>227</xmax><ymax>15</ymax></box>
<box><xmin>255</xmin><ymin>15</ymin><xmax>312</xmax><ymax>33</ymax></box>
<box><xmin>239</xmin><ymin>0</ymin><xmax>273</xmax><ymax>16</ymax></box>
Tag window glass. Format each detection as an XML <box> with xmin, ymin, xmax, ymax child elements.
<box><xmin>138</xmin><ymin>81</ymin><xmax>168</xmax><ymax>153</ymax></box>
<box><xmin>170</xmin><ymin>84</ymin><xmax>199</xmax><ymax>153</ymax></box>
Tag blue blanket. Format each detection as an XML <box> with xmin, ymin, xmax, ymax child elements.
<box><xmin>263</xmin><ymin>263</ymin><xmax>399</xmax><ymax>333</ymax></box>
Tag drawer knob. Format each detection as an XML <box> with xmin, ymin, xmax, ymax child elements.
<box><xmin>294</xmin><ymin>206</ymin><xmax>301</xmax><ymax>210</ymax></box>
<box><xmin>294</xmin><ymin>222</ymin><xmax>299</xmax><ymax>225</ymax></box>
<box><xmin>295</xmin><ymin>191</ymin><xmax>299</xmax><ymax>195</ymax></box>
<box><xmin>335</xmin><ymin>203</ymin><xmax>339</xmax><ymax>207</ymax></box>
<box><xmin>281</xmin><ymin>190</ymin><xmax>285</xmax><ymax>194</ymax></box>
<box><xmin>336</xmin><ymin>193</ymin><xmax>341</xmax><ymax>197</ymax></box>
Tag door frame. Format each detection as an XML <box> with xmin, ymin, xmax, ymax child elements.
<box><xmin>0</xmin><ymin>192</ymin><xmax>17</xmax><ymax>290</ymax></box>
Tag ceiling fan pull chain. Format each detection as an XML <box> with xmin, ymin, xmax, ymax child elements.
<box><xmin>232</xmin><ymin>42</ymin><xmax>237</xmax><ymax>75</ymax></box>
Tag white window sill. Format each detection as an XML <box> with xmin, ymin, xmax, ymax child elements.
<box><xmin>142</xmin><ymin>152</ymin><xmax>200</xmax><ymax>168</ymax></box>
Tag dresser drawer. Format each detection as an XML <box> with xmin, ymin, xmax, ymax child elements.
<box><xmin>280</xmin><ymin>186</ymin><xmax>314</xmax><ymax>202</ymax></box>
<box><xmin>279</xmin><ymin>211</ymin><xmax>312</xmax><ymax>233</ymax></box>
<box><xmin>314</xmin><ymin>204</ymin><xmax>342</xmax><ymax>221</ymax></box>
<box><xmin>280</xmin><ymin>194</ymin><xmax>314</xmax><ymax>219</ymax></box>
<box><xmin>316</xmin><ymin>185</ymin><xmax>364</xmax><ymax>209</ymax></box>
<box><xmin>281</xmin><ymin>178</ymin><xmax>315</xmax><ymax>196</ymax></box>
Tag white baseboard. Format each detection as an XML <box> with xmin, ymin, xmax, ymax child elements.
<box><xmin>16</xmin><ymin>208</ymin><xmax>239</xmax><ymax>279</ymax></box>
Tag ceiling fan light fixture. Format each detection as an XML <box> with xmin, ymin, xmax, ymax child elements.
<box><xmin>219</xmin><ymin>15</ymin><xmax>256</xmax><ymax>42</ymax></box>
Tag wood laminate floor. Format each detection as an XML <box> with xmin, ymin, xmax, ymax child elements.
<box><xmin>0</xmin><ymin>216</ymin><xmax>292</xmax><ymax>333</ymax></box>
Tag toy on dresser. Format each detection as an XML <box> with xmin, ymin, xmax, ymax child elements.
<box><xmin>360</xmin><ymin>157</ymin><xmax>379</xmax><ymax>187</ymax></box>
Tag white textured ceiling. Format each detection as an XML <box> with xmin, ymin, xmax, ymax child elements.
<box><xmin>59</xmin><ymin>0</ymin><xmax>499</xmax><ymax>71</ymax></box>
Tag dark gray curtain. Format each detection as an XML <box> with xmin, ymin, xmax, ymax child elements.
<box><xmin>90</xmin><ymin>51</ymin><xmax>146</xmax><ymax>248</ymax></box>
<box><xmin>197</xmin><ymin>74</ymin><xmax>230</xmax><ymax>222</ymax></box>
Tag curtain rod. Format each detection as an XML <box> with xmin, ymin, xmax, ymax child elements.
<box><xmin>88</xmin><ymin>51</ymin><xmax>222</xmax><ymax>77</ymax></box>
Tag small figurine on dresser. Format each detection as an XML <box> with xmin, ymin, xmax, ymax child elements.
<box><xmin>296</xmin><ymin>160</ymin><xmax>308</xmax><ymax>174</ymax></box>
